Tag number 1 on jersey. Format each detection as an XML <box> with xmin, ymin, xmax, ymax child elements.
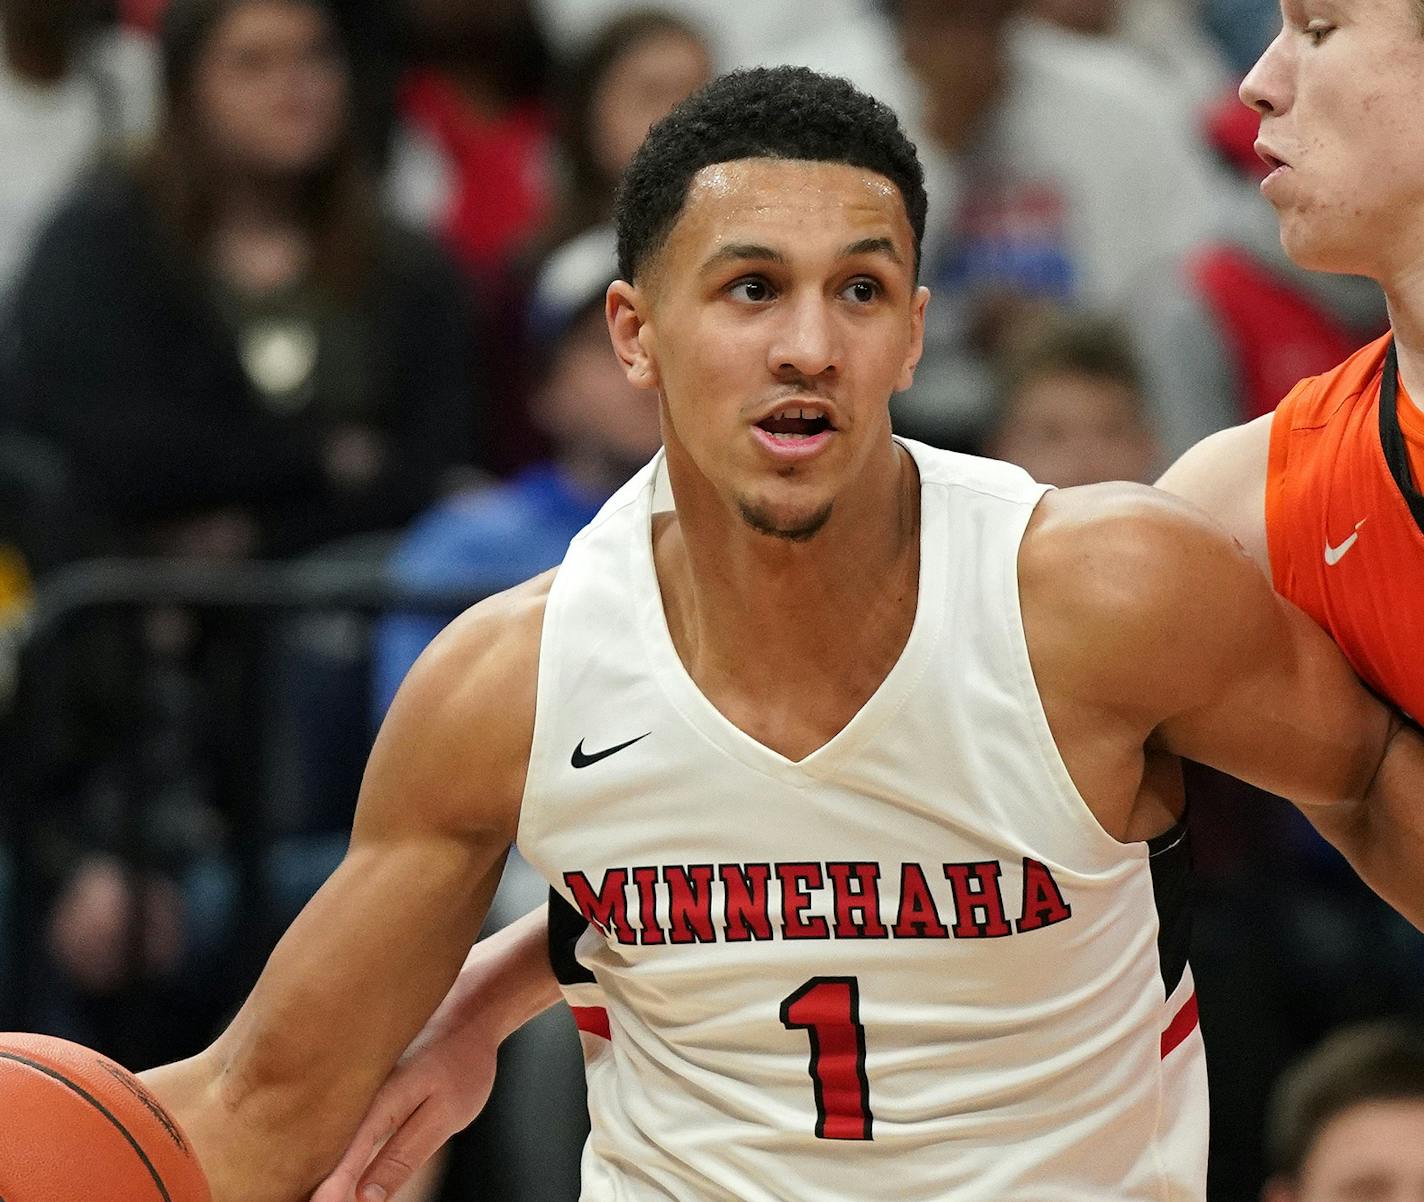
<box><xmin>780</xmin><ymin>976</ymin><xmax>873</xmax><ymax>1141</ymax></box>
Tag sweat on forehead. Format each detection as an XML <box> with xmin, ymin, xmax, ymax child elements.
<box><xmin>613</xmin><ymin>65</ymin><xmax>928</xmax><ymax>284</ymax></box>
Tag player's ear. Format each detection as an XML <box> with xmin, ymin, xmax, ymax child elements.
<box><xmin>608</xmin><ymin>281</ymin><xmax>660</xmax><ymax>391</ymax></box>
<box><xmin>895</xmin><ymin>285</ymin><xmax>931</xmax><ymax>392</ymax></box>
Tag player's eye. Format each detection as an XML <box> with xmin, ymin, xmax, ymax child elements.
<box><xmin>728</xmin><ymin>277</ymin><xmax>775</xmax><ymax>303</ymax></box>
<box><xmin>841</xmin><ymin>278</ymin><xmax>881</xmax><ymax>304</ymax></box>
<box><xmin>1303</xmin><ymin>19</ymin><xmax>1334</xmax><ymax>44</ymax></box>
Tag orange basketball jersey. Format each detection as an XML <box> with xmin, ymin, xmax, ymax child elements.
<box><xmin>1266</xmin><ymin>332</ymin><xmax>1424</xmax><ymax>721</ymax></box>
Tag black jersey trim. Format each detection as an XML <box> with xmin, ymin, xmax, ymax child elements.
<box><xmin>548</xmin><ymin>887</ymin><xmax>597</xmax><ymax>985</ymax></box>
<box><xmin>1378</xmin><ymin>339</ymin><xmax>1424</xmax><ymax>531</ymax></box>
<box><xmin>1147</xmin><ymin>817</ymin><xmax>1191</xmax><ymax>997</ymax></box>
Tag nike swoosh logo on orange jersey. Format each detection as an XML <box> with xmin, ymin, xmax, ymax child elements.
<box><xmin>1324</xmin><ymin>519</ymin><xmax>1368</xmax><ymax>566</ymax></box>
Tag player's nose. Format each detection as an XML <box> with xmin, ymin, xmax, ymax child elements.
<box><xmin>769</xmin><ymin>292</ymin><xmax>840</xmax><ymax>379</ymax></box>
<box><xmin>1240</xmin><ymin>26</ymin><xmax>1292</xmax><ymax>117</ymax></box>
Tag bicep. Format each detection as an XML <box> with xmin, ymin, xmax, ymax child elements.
<box><xmin>1152</xmin><ymin>554</ymin><xmax>1391</xmax><ymax>809</ymax></box>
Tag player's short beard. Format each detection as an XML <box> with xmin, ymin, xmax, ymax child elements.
<box><xmin>736</xmin><ymin>497</ymin><xmax>833</xmax><ymax>543</ymax></box>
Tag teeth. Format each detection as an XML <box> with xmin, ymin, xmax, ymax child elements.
<box><xmin>770</xmin><ymin>408</ymin><xmax>819</xmax><ymax>421</ymax></box>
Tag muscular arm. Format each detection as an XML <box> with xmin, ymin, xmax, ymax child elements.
<box><xmin>141</xmin><ymin>578</ymin><xmax>550</xmax><ymax>1202</ymax></box>
<box><xmin>1153</xmin><ymin>412</ymin><xmax>1272</xmax><ymax>575</ymax></box>
<box><xmin>1023</xmin><ymin>485</ymin><xmax>1424</xmax><ymax>929</ymax></box>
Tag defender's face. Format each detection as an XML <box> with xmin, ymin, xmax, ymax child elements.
<box><xmin>1241</xmin><ymin>0</ymin><xmax>1424</xmax><ymax>278</ymax></box>
<box><xmin>609</xmin><ymin>158</ymin><xmax>927</xmax><ymax>541</ymax></box>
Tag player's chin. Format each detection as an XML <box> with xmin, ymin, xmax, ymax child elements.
<box><xmin>734</xmin><ymin>490</ymin><xmax>835</xmax><ymax>543</ymax></box>
<box><xmin>1278</xmin><ymin>215</ymin><xmax>1367</xmax><ymax>277</ymax></box>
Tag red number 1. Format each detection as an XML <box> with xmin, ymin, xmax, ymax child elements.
<box><xmin>780</xmin><ymin>976</ymin><xmax>873</xmax><ymax>1140</ymax></box>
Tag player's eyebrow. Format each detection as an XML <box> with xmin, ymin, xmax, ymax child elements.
<box><xmin>698</xmin><ymin>242</ymin><xmax>786</xmax><ymax>274</ymax></box>
<box><xmin>841</xmin><ymin>236</ymin><xmax>903</xmax><ymax>266</ymax></box>
<box><xmin>699</xmin><ymin>237</ymin><xmax>904</xmax><ymax>275</ymax></box>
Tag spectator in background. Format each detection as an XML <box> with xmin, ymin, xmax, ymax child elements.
<box><xmin>384</xmin><ymin>0</ymin><xmax>555</xmax><ymax>477</ymax></box>
<box><xmin>387</xmin><ymin>0</ymin><xmax>555</xmax><ymax>290</ymax></box>
<box><xmin>1262</xmin><ymin>1021</ymin><xmax>1424</xmax><ymax>1202</ymax></box>
<box><xmin>1023</xmin><ymin>0</ymin><xmax>1387</xmax><ymax>434</ymax></box>
<box><xmin>542</xmin><ymin>9</ymin><xmax>712</xmax><ymax>251</ymax></box>
<box><xmin>984</xmin><ymin>313</ymin><xmax>1161</xmax><ymax>487</ymax></box>
<box><xmin>0</xmin><ymin>0</ymin><xmax>481</xmax><ymax>1076</ymax></box>
<box><xmin>119</xmin><ymin>0</ymin><xmax>402</xmax><ymax>167</ymax></box>
<box><xmin>1024</xmin><ymin>0</ymin><xmax>1232</xmax><ymax>120</ymax></box>
<box><xmin>374</xmin><ymin>229</ymin><xmax>660</xmax><ymax>715</ymax></box>
<box><xmin>533</xmin><ymin>0</ymin><xmax>866</xmax><ymax>72</ymax></box>
<box><xmin>2</xmin><ymin>0</ymin><xmax>480</xmax><ymax>561</ymax></box>
<box><xmin>373</xmin><ymin>230</ymin><xmax>656</xmax><ymax>1202</ymax></box>
<box><xmin>459</xmin><ymin>7</ymin><xmax>709</xmax><ymax>475</ymax></box>
<box><xmin>785</xmin><ymin>0</ymin><xmax>1234</xmax><ymax>459</ymax></box>
<box><xmin>0</xmin><ymin>0</ymin><xmax>156</xmax><ymax>295</ymax></box>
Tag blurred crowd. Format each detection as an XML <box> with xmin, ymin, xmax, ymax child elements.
<box><xmin>0</xmin><ymin>2</ymin><xmax>1417</xmax><ymax>1201</ymax></box>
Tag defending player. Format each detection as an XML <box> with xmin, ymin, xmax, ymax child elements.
<box><xmin>1157</xmin><ymin>0</ymin><xmax>1424</xmax><ymax>723</ymax></box>
<box><xmin>147</xmin><ymin>67</ymin><xmax>1424</xmax><ymax>1202</ymax></box>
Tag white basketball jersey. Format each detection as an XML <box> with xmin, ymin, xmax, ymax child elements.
<box><xmin>516</xmin><ymin>439</ymin><xmax>1207</xmax><ymax>1202</ymax></box>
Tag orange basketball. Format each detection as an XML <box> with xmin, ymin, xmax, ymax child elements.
<box><xmin>0</xmin><ymin>1032</ymin><xmax>211</xmax><ymax>1202</ymax></box>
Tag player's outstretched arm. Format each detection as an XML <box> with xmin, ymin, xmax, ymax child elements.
<box><xmin>311</xmin><ymin>904</ymin><xmax>561</xmax><ymax>1202</ymax></box>
<box><xmin>1023</xmin><ymin>487</ymin><xmax>1424</xmax><ymax>929</ymax></box>
<box><xmin>139</xmin><ymin>578</ymin><xmax>550</xmax><ymax>1202</ymax></box>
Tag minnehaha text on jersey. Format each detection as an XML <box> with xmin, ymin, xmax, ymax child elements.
<box><xmin>563</xmin><ymin>859</ymin><xmax>1075</xmax><ymax>945</ymax></box>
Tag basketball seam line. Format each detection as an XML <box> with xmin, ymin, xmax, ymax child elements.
<box><xmin>0</xmin><ymin>1052</ymin><xmax>173</xmax><ymax>1202</ymax></box>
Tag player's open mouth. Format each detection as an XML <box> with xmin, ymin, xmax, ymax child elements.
<box><xmin>1253</xmin><ymin>141</ymin><xmax>1291</xmax><ymax>191</ymax></box>
<box><xmin>754</xmin><ymin>408</ymin><xmax>835</xmax><ymax>441</ymax></box>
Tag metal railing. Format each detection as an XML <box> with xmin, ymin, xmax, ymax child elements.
<box><xmin>5</xmin><ymin>556</ymin><xmax>490</xmax><ymax>1059</ymax></box>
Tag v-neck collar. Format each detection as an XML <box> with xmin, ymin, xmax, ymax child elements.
<box><xmin>630</xmin><ymin>441</ymin><xmax>948</xmax><ymax>787</ymax></box>
<box><xmin>1378</xmin><ymin>338</ymin><xmax>1424</xmax><ymax>533</ymax></box>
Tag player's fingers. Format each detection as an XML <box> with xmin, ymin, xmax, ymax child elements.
<box><xmin>309</xmin><ymin>1157</ymin><xmax>365</xmax><ymax>1202</ymax></box>
<box><xmin>310</xmin><ymin>1122</ymin><xmax>390</xmax><ymax>1202</ymax></box>
<box><xmin>309</xmin><ymin>1092</ymin><xmax>410</xmax><ymax>1202</ymax></box>
<box><xmin>355</xmin><ymin>1100</ymin><xmax>454</xmax><ymax>1202</ymax></box>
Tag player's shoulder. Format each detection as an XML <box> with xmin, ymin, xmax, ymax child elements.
<box><xmin>1026</xmin><ymin>479</ymin><xmax>1218</xmax><ymax>544</ymax></box>
<box><xmin>411</xmin><ymin>570</ymin><xmax>553</xmax><ymax>700</ymax></box>
<box><xmin>1276</xmin><ymin>332</ymin><xmax>1393</xmax><ymax>430</ymax></box>
<box><xmin>371</xmin><ymin>571</ymin><xmax>555</xmax><ymax>840</ymax></box>
<box><xmin>1154</xmin><ymin>413</ymin><xmax>1272</xmax><ymax>572</ymax></box>
<box><xmin>1021</xmin><ymin>483</ymin><xmax>1278</xmax><ymax>713</ymax></box>
<box><xmin>384</xmin><ymin>570</ymin><xmax>553</xmax><ymax>747</ymax></box>
<box><xmin>1023</xmin><ymin>482</ymin><xmax>1254</xmax><ymax>629</ymax></box>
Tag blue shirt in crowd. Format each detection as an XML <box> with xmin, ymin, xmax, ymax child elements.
<box><xmin>373</xmin><ymin>463</ymin><xmax>610</xmax><ymax>717</ymax></box>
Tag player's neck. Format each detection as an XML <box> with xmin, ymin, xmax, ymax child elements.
<box><xmin>657</xmin><ymin>442</ymin><xmax>921</xmax><ymax>696</ymax></box>
<box><xmin>1385</xmin><ymin>273</ymin><xmax>1424</xmax><ymax>412</ymax></box>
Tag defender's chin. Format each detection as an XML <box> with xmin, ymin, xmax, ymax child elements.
<box><xmin>1280</xmin><ymin>231</ymin><xmax>1362</xmax><ymax>277</ymax></box>
<box><xmin>1276</xmin><ymin>209</ymin><xmax>1369</xmax><ymax>277</ymax></box>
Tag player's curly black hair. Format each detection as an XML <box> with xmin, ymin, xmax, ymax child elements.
<box><xmin>614</xmin><ymin>66</ymin><xmax>927</xmax><ymax>284</ymax></box>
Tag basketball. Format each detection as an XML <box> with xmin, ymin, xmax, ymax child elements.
<box><xmin>0</xmin><ymin>1033</ymin><xmax>211</xmax><ymax>1202</ymax></box>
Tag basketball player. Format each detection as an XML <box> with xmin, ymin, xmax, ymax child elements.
<box><xmin>146</xmin><ymin>67</ymin><xmax>1424</xmax><ymax>1202</ymax></box>
<box><xmin>1155</xmin><ymin>0</ymin><xmax>1424</xmax><ymax>724</ymax></box>
<box><xmin>316</xmin><ymin>10</ymin><xmax>1424</xmax><ymax>1199</ymax></box>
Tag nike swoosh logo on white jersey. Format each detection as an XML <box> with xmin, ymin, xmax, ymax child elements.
<box><xmin>1324</xmin><ymin>519</ymin><xmax>1368</xmax><ymax>566</ymax></box>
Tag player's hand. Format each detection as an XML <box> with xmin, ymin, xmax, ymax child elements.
<box><xmin>309</xmin><ymin>1019</ymin><xmax>497</xmax><ymax>1202</ymax></box>
<box><xmin>309</xmin><ymin>1029</ymin><xmax>496</xmax><ymax>1202</ymax></box>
